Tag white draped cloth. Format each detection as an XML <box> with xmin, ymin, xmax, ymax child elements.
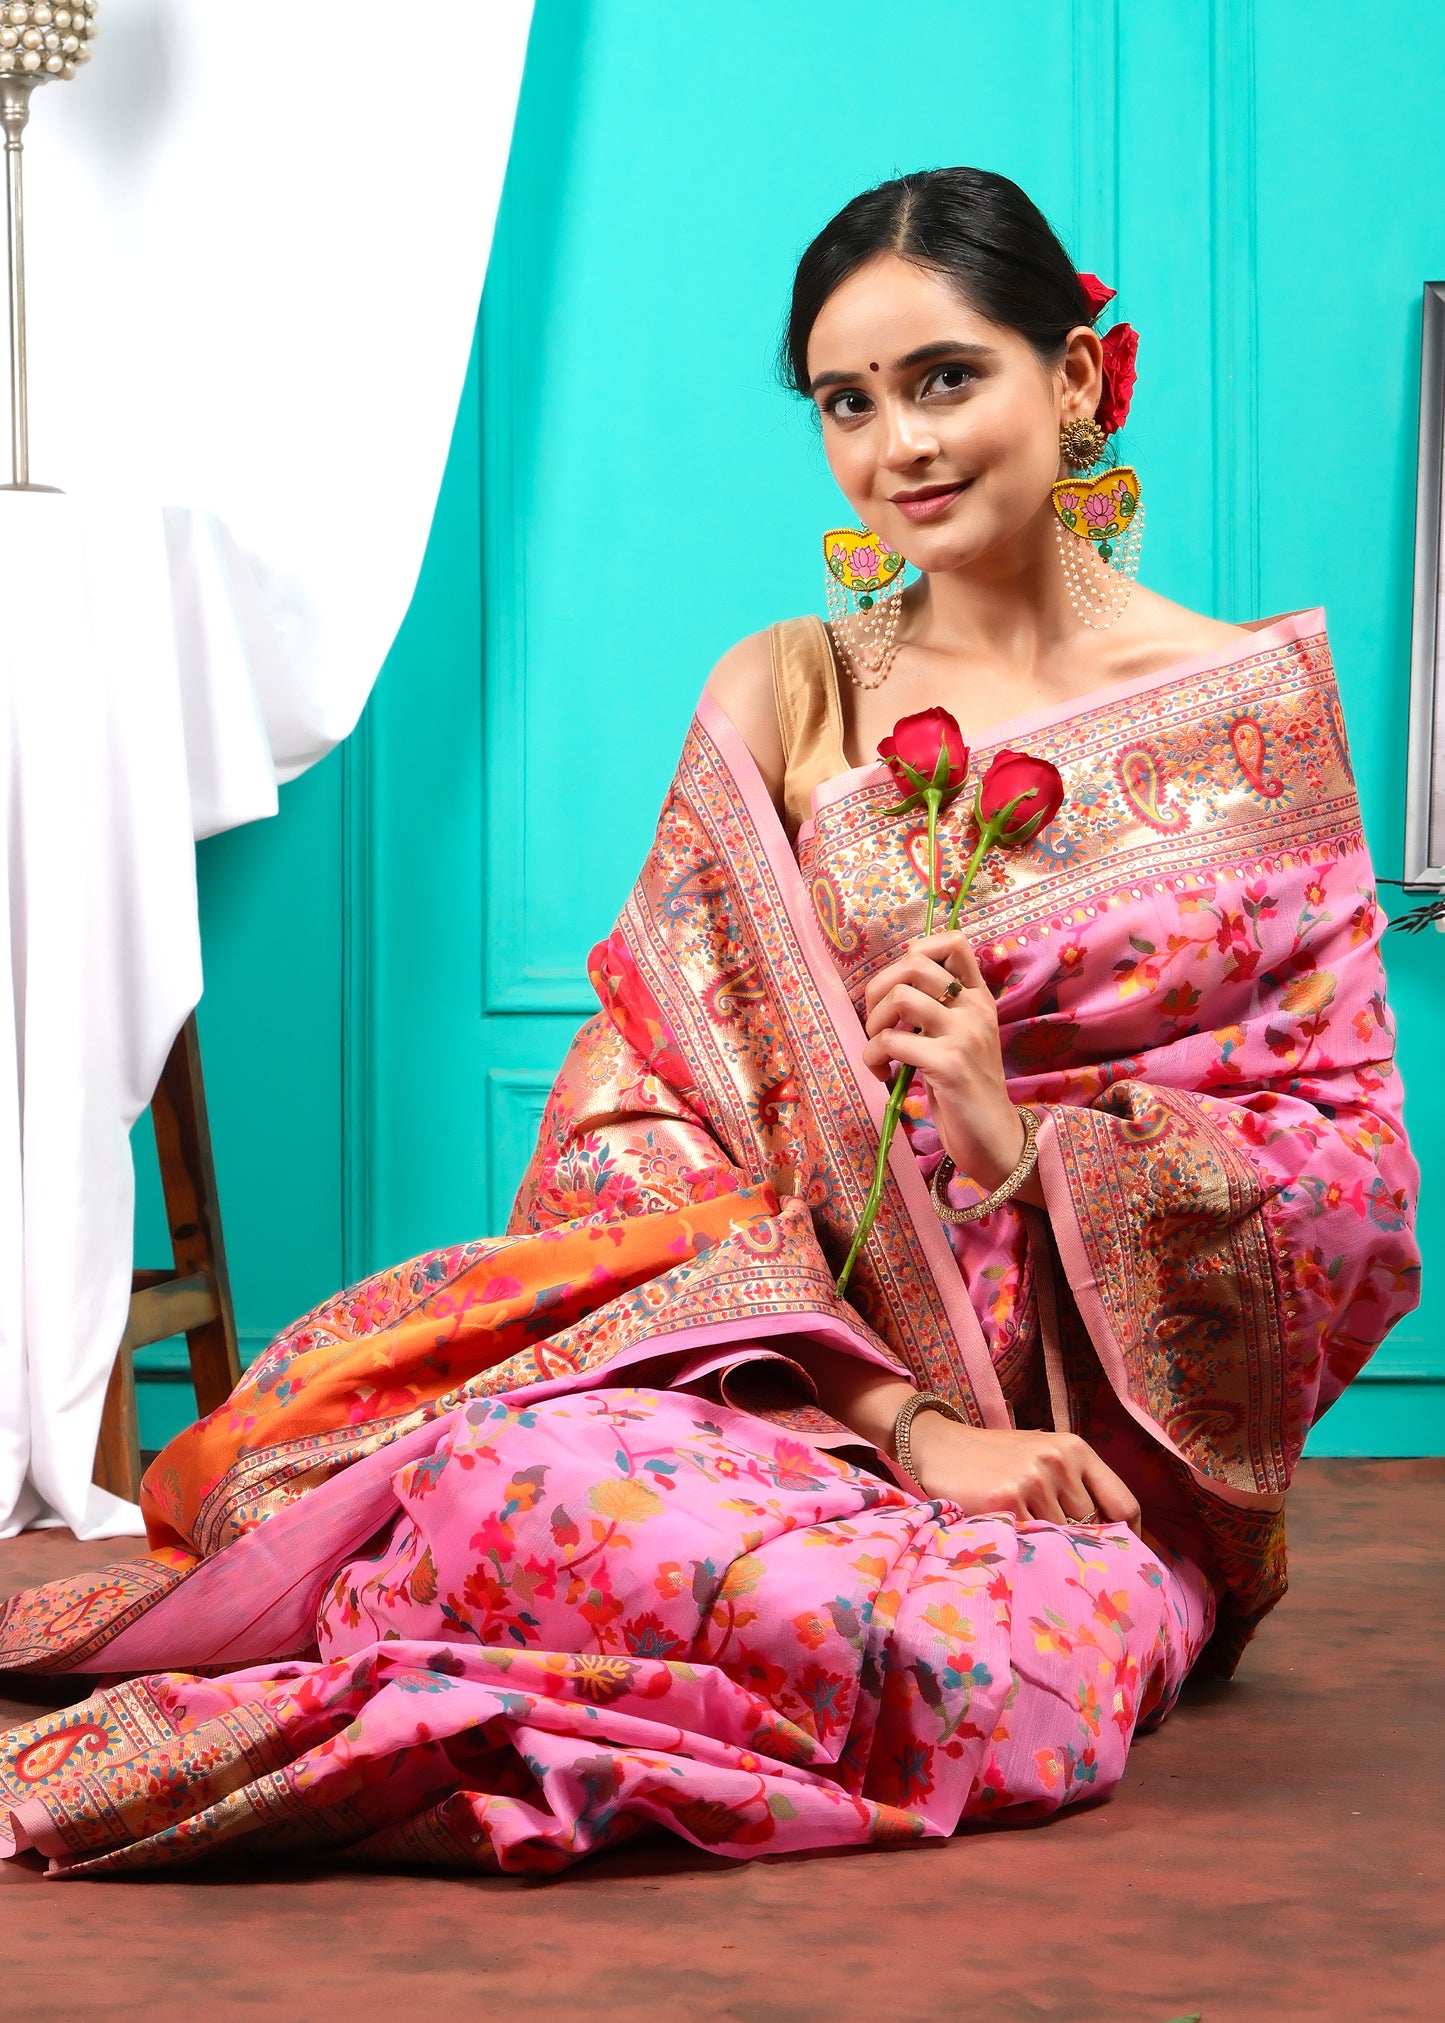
<box><xmin>0</xmin><ymin>1</ymin><xmax>532</xmax><ymax>1537</ymax></box>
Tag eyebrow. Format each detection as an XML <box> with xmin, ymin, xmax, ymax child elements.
<box><xmin>807</xmin><ymin>340</ymin><xmax>1000</xmax><ymax>396</ymax></box>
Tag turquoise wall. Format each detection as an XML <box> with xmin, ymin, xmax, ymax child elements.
<box><xmin>136</xmin><ymin>0</ymin><xmax>1443</xmax><ymax>1455</ymax></box>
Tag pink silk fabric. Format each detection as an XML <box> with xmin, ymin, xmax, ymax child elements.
<box><xmin>1</xmin><ymin>1391</ymin><xmax>1211</xmax><ymax>1875</ymax></box>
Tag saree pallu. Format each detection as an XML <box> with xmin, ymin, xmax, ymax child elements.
<box><xmin>0</xmin><ymin>608</ymin><xmax>1418</xmax><ymax>1874</ymax></box>
<box><xmin>521</xmin><ymin>609</ymin><xmax>1418</xmax><ymax>1658</ymax></box>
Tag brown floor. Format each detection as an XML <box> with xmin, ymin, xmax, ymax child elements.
<box><xmin>1</xmin><ymin>1460</ymin><xmax>1441</xmax><ymax>2023</ymax></box>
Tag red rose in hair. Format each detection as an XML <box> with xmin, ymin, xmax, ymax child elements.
<box><xmin>1096</xmin><ymin>323</ymin><xmax>1140</xmax><ymax>434</ymax></box>
<box><xmin>977</xmin><ymin>748</ymin><xmax>1065</xmax><ymax>844</ymax></box>
<box><xmin>1076</xmin><ymin>271</ymin><xmax>1117</xmax><ymax>321</ymax></box>
<box><xmin>877</xmin><ymin>707</ymin><xmax>970</xmax><ymax>812</ymax></box>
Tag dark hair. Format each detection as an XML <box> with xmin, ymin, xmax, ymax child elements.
<box><xmin>782</xmin><ymin>167</ymin><xmax>1091</xmax><ymax>395</ymax></box>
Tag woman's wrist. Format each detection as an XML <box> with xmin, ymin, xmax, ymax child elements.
<box><xmin>939</xmin><ymin>1100</ymin><xmax>1027</xmax><ymax>1193</ymax></box>
<box><xmin>891</xmin><ymin>1392</ymin><xmax>968</xmax><ymax>1484</ymax></box>
<box><xmin>935</xmin><ymin>1102</ymin><xmax>1048</xmax><ymax>1216</ymax></box>
<box><xmin>904</xmin><ymin>1404</ymin><xmax>966</xmax><ymax>1489</ymax></box>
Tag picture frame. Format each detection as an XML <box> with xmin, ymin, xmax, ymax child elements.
<box><xmin>1405</xmin><ymin>281</ymin><xmax>1445</xmax><ymax>886</ymax></box>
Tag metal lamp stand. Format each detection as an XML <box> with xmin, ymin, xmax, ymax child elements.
<box><xmin>0</xmin><ymin>73</ymin><xmax>57</xmax><ymax>492</ymax></box>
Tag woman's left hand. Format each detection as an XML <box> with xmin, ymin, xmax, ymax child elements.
<box><xmin>861</xmin><ymin>930</ymin><xmax>1030</xmax><ymax>1194</ymax></box>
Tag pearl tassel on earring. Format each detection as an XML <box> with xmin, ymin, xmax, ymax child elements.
<box><xmin>821</xmin><ymin>527</ymin><xmax>908</xmax><ymax>688</ymax></box>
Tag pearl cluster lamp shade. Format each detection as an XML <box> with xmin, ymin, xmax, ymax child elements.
<box><xmin>0</xmin><ymin>0</ymin><xmax>97</xmax><ymax>80</ymax></box>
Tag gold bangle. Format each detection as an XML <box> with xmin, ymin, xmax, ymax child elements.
<box><xmin>931</xmin><ymin>1106</ymin><xmax>1039</xmax><ymax>1225</ymax></box>
<box><xmin>892</xmin><ymin>1390</ymin><xmax>966</xmax><ymax>1488</ymax></box>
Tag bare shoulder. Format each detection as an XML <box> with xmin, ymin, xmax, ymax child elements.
<box><xmin>704</xmin><ymin>628</ymin><xmax>784</xmax><ymax>798</ymax></box>
<box><xmin>1122</xmin><ymin>585</ymin><xmax>1252</xmax><ymax>669</ymax></box>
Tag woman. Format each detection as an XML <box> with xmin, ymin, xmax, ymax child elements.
<box><xmin>0</xmin><ymin>170</ymin><xmax>1417</xmax><ymax>1877</ymax></box>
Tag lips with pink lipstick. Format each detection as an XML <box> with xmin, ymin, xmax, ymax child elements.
<box><xmin>890</xmin><ymin>478</ymin><xmax>972</xmax><ymax>522</ymax></box>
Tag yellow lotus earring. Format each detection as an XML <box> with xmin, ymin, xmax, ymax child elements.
<box><xmin>1052</xmin><ymin>419</ymin><xmax>1144</xmax><ymax>632</ymax></box>
<box><xmin>822</xmin><ymin>527</ymin><xmax>907</xmax><ymax>689</ymax></box>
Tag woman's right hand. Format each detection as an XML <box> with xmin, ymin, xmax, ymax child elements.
<box><xmin>907</xmin><ymin>1414</ymin><xmax>1142</xmax><ymax>1534</ymax></box>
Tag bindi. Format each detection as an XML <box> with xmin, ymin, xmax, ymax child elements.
<box><xmin>869</xmin><ymin>362</ymin><xmax>879</xmax><ymax>372</ymax></box>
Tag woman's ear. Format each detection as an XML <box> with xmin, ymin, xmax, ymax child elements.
<box><xmin>1058</xmin><ymin>325</ymin><xmax>1105</xmax><ymax>420</ymax></box>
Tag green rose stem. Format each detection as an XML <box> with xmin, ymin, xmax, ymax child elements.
<box><xmin>834</xmin><ymin>785</ymin><xmax>1040</xmax><ymax>1299</ymax></box>
<box><xmin>921</xmin><ymin>786</ymin><xmax>943</xmax><ymax>937</ymax></box>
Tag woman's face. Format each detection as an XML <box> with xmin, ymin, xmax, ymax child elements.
<box><xmin>804</xmin><ymin>253</ymin><xmax>1102</xmax><ymax>574</ymax></box>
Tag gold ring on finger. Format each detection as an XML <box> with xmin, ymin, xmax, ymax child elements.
<box><xmin>939</xmin><ymin>976</ymin><xmax>963</xmax><ymax>1005</ymax></box>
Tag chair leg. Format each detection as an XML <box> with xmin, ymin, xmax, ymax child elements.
<box><xmin>151</xmin><ymin>1013</ymin><xmax>241</xmax><ymax>1416</ymax></box>
<box><xmin>93</xmin><ymin>1345</ymin><xmax>141</xmax><ymax>1503</ymax></box>
<box><xmin>94</xmin><ymin>1010</ymin><xmax>242</xmax><ymax>1504</ymax></box>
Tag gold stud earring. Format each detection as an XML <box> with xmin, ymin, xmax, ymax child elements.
<box><xmin>1059</xmin><ymin>415</ymin><xmax>1109</xmax><ymax>472</ymax></box>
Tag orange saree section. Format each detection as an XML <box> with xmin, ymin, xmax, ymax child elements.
<box><xmin>139</xmin><ymin>1188</ymin><xmax>767</xmax><ymax>1557</ymax></box>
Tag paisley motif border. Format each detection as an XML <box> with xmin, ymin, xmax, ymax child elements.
<box><xmin>804</xmin><ymin>627</ymin><xmax>1360</xmax><ymax>994</ymax></box>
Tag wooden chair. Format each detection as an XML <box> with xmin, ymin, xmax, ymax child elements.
<box><xmin>93</xmin><ymin>1012</ymin><xmax>241</xmax><ymax>1504</ymax></box>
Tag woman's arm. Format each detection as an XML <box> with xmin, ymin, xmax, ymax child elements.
<box><xmin>704</xmin><ymin>631</ymin><xmax>786</xmax><ymax>811</ymax></box>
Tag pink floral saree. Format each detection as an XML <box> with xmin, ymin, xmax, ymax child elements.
<box><xmin>0</xmin><ymin>609</ymin><xmax>1418</xmax><ymax>1876</ymax></box>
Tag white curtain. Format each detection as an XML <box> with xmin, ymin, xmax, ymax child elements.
<box><xmin>0</xmin><ymin>0</ymin><xmax>533</xmax><ymax>1537</ymax></box>
<box><xmin>29</xmin><ymin>0</ymin><xmax>534</xmax><ymax>810</ymax></box>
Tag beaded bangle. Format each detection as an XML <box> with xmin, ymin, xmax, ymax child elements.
<box><xmin>930</xmin><ymin>1106</ymin><xmax>1039</xmax><ymax>1225</ymax></box>
<box><xmin>892</xmin><ymin>1390</ymin><xmax>966</xmax><ymax>1488</ymax></box>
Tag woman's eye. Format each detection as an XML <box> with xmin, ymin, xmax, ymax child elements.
<box><xmin>823</xmin><ymin>391</ymin><xmax>873</xmax><ymax>422</ymax></box>
<box><xmin>923</xmin><ymin>364</ymin><xmax>976</xmax><ymax>396</ymax></box>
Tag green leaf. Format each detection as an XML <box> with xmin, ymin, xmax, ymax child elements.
<box><xmin>1130</xmin><ymin>936</ymin><xmax>1156</xmax><ymax>955</ymax></box>
<box><xmin>766</xmin><ymin>1793</ymin><xmax>801</xmax><ymax>1820</ymax></box>
<box><xmin>1162</xmin><ymin>2014</ymin><xmax>1203</xmax><ymax>2021</ymax></box>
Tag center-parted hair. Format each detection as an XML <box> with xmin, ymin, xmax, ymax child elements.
<box><xmin>782</xmin><ymin>168</ymin><xmax>1090</xmax><ymax>395</ymax></box>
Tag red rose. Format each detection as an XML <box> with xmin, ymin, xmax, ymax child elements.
<box><xmin>977</xmin><ymin>748</ymin><xmax>1065</xmax><ymax>843</ymax></box>
<box><xmin>1096</xmin><ymin>323</ymin><xmax>1139</xmax><ymax>434</ymax></box>
<box><xmin>1076</xmin><ymin>272</ymin><xmax>1117</xmax><ymax>321</ymax></box>
<box><xmin>877</xmin><ymin>707</ymin><xmax>969</xmax><ymax>809</ymax></box>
